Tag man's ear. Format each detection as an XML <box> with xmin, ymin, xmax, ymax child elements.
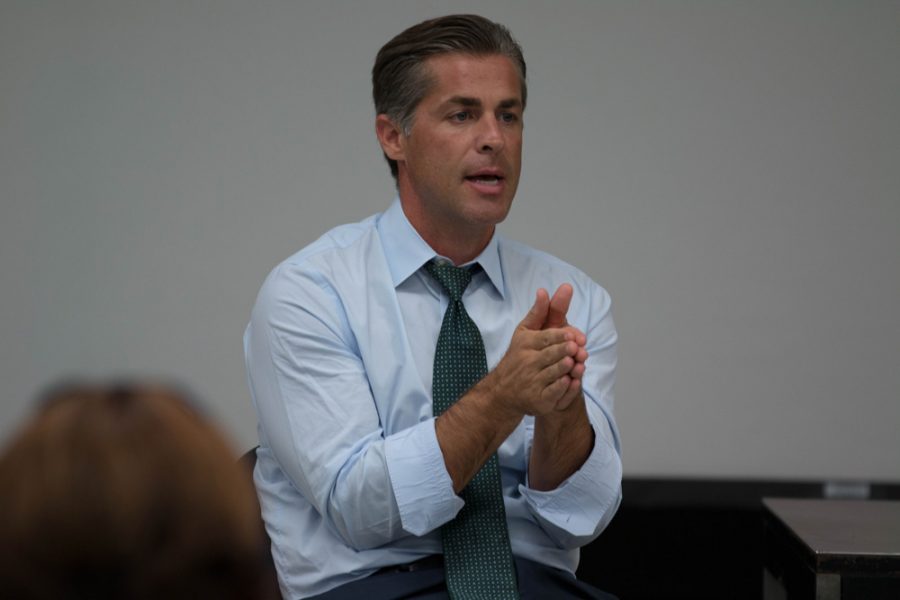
<box><xmin>375</xmin><ymin>114</ymin><xmax>406</xmax><ymax>163</ymax></box>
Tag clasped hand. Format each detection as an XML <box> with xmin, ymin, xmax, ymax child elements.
<box><xmin>488</xmin><ymin>284</ymin><xmax>587</xmax><ymax>416</ymax></box>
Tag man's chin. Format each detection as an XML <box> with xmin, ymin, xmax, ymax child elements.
<box><xmin>465</xmin><ymin>203</ymin><xmax>513</xmax><ymax>229</ymax></box>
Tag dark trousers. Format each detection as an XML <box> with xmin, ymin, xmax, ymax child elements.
<box><xmin>307</xmin><ymin>555</ymin><xmax>617</xmax><ymax>600</ymax></box>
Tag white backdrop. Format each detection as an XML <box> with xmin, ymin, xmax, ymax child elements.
<box><xmin>2</xmin><ymin>0</ymin><xmax>898</xmax><ymax>482</ymax></box>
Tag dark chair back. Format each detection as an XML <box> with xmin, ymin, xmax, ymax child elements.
<box><xmin>240</xmin><ymin>446</ymin><xmax>281</xmax><ymax>599</ymax></box>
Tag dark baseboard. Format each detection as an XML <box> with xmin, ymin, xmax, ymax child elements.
<box><xmin>576</xmin><ymin>477</ymin><xmax>900</xmax><ymax>600</ymax></box>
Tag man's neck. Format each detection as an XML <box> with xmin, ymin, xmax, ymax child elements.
<box><xmin>399</xmin><ymin>202</ymin><xmax>493</xmax><ymax>265</ymax></box>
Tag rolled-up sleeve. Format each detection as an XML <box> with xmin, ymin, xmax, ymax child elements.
<box><xmin>385</xmin><ymin>419</ymin><xmax>464</xmax><ymax>536</ymax></box>
<box><xmin>519</xmin><ymin>407</ymin><xmax>622</xmax><ymax>548</ymax></box>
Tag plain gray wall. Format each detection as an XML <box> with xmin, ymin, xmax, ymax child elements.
<box><xmin>2</xmin><ymin>0</ymin><xmax>898</xmax><ymax>482</ymax></box>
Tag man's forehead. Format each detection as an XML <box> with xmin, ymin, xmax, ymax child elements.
<box><xmin>421</xmin><ymin>53</ymin><xmax>524</xmax><ymax>105</ymax></box>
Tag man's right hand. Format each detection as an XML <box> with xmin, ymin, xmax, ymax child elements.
<box><xmin>483</xmin><ymin>288</ymin><xmax>587</xmax><ymax>417</ymax></box>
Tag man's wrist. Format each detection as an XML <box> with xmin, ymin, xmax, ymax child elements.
<box><xmin>539</xmin><ymin>391</ymin><xmax>586</xmax><ymax>430</ymax></box>
<box><xmin>471</xmin><ymin>369</ymin><xmax>523</xmax><ymax>421</ymax></box>
<box><xmin>530</xmin><ymin>393</ymin><xmax>594</xmax><ymax>490</ymax></box>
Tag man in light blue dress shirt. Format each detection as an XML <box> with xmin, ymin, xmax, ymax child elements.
<box><xmin>244</xmin><ymin>14</ymin><xmax>622</xmax><ymax>600</ymax></box>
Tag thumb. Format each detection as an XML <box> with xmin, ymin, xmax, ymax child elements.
<box><xmin>520</xmin><ymin>288</ymin><xmax>550</xmax><ymax>330</ymax></box>
<box><xmin>546</xmin><ymin>283</ymin><xmax>574</xmax><ymax>329</ymax></box>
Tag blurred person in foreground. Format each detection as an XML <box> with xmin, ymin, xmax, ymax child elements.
<box><xmin>0</xmin><ymin>382</ymin><xmax>274</xmax><ymax>600</ymax></box>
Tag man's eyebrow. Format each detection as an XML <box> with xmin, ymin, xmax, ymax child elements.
<box><xmin>442</xmin><ymin>97</ymin><xmax>523</xmax><ymax>109</ymax></box>
<box><xmin>445</xmin><ymin>96</ymin><xmax>482</xmax><ymax>108</ymax></box>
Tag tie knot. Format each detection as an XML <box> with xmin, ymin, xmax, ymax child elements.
<box><xmin>425</xmin><ymin>260</ymin><xmax>473</xmax><ymax>301</ymax></box>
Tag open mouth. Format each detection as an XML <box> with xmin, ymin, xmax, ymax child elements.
<box><xmin>465</xmin><ymin>174</ymin><xmax>504</xmax><ymax>185</ymax></box>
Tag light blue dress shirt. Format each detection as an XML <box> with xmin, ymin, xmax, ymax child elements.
<box><xmin>244</xmin><ymin>199</ymin><xmax>622</xmax><ymax>599</ymax></box>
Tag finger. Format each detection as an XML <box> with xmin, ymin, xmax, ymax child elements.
<box><xmin>535</xmin><ymin>328</ymin><xmax>573</xmax><ymax>349</ymax></box>
<box><xmin>545</xmin><ymin>283</ymin><xmax>574</xmax><ymax>329</ymax></box>
<box><xmin>562</xmin><ymin>325</ymin><xmax>587</xmax><ymax>348</ymax></box>
<box><xmin>540</xmin><ymin>339</ymin><xmax>579</xmax><ymax>365</ymax></box>
<box><xmin>574</xmin><ymin>347</ymin><xmax>589</xmax><ymax>365</ymax></box>
<box><xmin>569</xmin><ymin>362</ymin><xmax>586</xmax><ymax>381</ymax></box>
<box><xmin>520</xmin><ymin>288</ymin><xmax>550</xmax><ymax>331</ymax></box>
<box><xmin>538</xmin><ymin>354</ymin><xmax>576</xmax><ymax>385</ymax></box>
<box><xmin>540</xmin><ymin>375</ymin><xmax>572</xmax><ymax>409</ymax></box>
<box><xmin>554</xmin><ymin>382</ymin><xmax>582</xmax><ymax>411</ymax></box>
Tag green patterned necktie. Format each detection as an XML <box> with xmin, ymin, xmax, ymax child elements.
<box><xmin>425</xmin><ymin>259</ymin><xmax>519</xmax><ymax>600</ymax></box>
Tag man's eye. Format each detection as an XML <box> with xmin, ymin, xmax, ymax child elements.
<box><xmin>451</xmin><ymin>111</ymin><xmax>471</xmax><ymax>122</ymax></box>
<box><xmin>500</xmin><ymin>112</ymin><xmax>518</xmax><ymax>124</ymax></box>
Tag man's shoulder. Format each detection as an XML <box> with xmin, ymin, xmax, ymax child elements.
<box><xmin>255</xmin><ymin>213</ymin><xmax>386</xmax><ymax>304</ymax></box>
<box><xmin>497</xmin><ymin>236</ymin><xmax>597</xmax><ymax>287</ymax></box>
<box><xmin>281</xmin><ymin>214</ymin><xmax>380</xmax><ymax>271</ymax></box>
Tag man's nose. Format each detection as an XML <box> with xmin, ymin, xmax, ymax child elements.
<box><xmin>476</xmin><ymin>117</ymin><xmax>504</xmax><ymax>154</ymax></box>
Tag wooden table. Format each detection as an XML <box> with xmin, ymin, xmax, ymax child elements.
<box><xmin>762</xmin><ymin>498</ymin><xmax>900</xmax><ymax>599</ymax></box>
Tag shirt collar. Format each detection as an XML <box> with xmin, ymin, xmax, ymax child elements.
<box><xmin>377</xmin><ymin>197</ymin><xmax>506</xmax><ymax>298</ymax></box>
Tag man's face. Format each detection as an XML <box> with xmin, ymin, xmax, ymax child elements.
<box><xmin>394</xmin><ymin>53</ymin><xmax>524</xmax><ymax>245</ymax></box>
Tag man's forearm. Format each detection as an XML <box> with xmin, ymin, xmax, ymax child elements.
<box><xmin>435</xmin><ymin>376</ymin><xmax>524</xmax><ymax>493</ymax></box>
<box><xmin>528</xmin><ymin>393</ymin><xmax>594</xmax><ymax>491</ymax></box>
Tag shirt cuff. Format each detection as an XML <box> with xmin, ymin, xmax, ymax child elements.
<box><xmin>519</xmin><ymin>410</ymin><xmax>622</xmax><ymax>538</ymax></box>
<box><xmin>384</xmin><ymin>418</ymin><xmax>465</xmax><ymax>536</ymax></box>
